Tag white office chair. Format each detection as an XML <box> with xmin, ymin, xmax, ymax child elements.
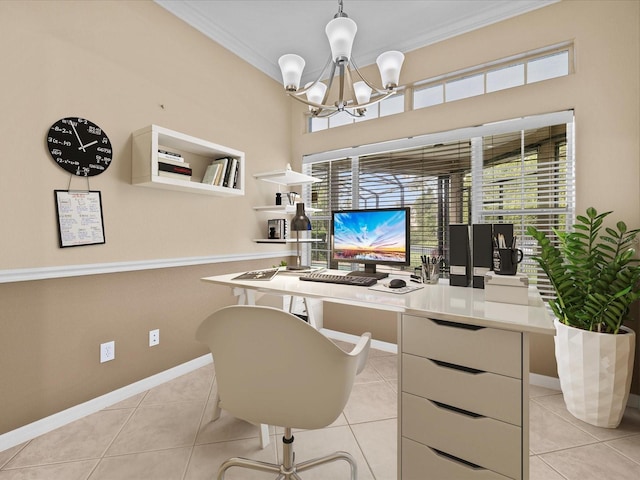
<box><xmin>196</xmin><ymin>305</ymin><xmax>371</xmax><ymax>480</ymax></box>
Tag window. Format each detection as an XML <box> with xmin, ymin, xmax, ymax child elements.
<box><xmin>487</xmin><ymin>64</ymin><xmax>525</xmax><ymax>92</ymax></box>
<box><xmin>308</xmin><ymin>43</ymin><xmax>572</xmax><ymax>133</ymax></box>
<box><xmin>413</xmin><ymin>44</ymin><xmax>572</xmax><ymax>112</ymax></box>
<box><xmin>445</xmin><ymin>73</ymin><xmax>484</xmax><ymax>102</ymax></box>
<box><xmin>303</xmin><ymin>111</ymin><xmax>575</xmax><ymax>297</ymax></box>
<box><xmin>413</xmin><ymin>84</ymin><xmax>444</xmax><ymax>109</ymax></box>
<box><xmin>379</xmin><ymin>93</ymin><xmax>405</xmax><ymax>117</ymax></box>
<box><xmin>527</xmin><ymin>50</ymin><xmax>569</xmax><ymax>83</ymax></box>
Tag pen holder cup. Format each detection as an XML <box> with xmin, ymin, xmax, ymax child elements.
<box><xmin>493</xmin><ymin>248</ymin><xmax>523</xmax><ymax>275</ymax></box>
<box><xmin>422</xmin><ymin>262</ymin><xmax>440</xmax><ymax>284</ymax></box>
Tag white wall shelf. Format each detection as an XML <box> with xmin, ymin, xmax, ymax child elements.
<box><xmin>131</xmin><ymin>125</ymin><xmax>244</xmax><ymax>197</ymax></box>
<box><xmin>253</xmin><ymin>167</ymin><xmax>320</xmax><ymax>244</ymax></box>
<box><xmin>253</xmin><ymin>169</ymin><xmax>320</xmax><ymax>186</ymax></box>
<box><xmin>253</xmin><ymin>205</ymin><xmax>321</xmax><ymax>214</ymax></box>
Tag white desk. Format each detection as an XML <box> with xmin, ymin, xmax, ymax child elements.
<box><xmin>201</xmin><ymin>271</ymin><xmax>554</xmax><ymax>480</ymax></box>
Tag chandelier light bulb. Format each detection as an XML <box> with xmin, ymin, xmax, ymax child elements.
<box><xmin>325</xmin><ymin>17</ymin><xmax>357</xmax><ymax>62</ymax></box>
<box><xmin>376</xmin><ymin>51</ymin><xmax>405</xmax><ymax>89</ymax></box>
<box><xmin>353</xmin><ymin>81</ymin><xmax>372</xmax><ymax>105</ymax></box>
<box><xmin>305</xmin><ymin>82</ymin><xmax>328</xmax><ymax>110</ymax></box>
<box><xmin>278</xmin><ymin>54</ymin><xmax>305</xmax><ymax>91</ymax></box>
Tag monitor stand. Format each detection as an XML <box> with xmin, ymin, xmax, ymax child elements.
<box><xmin>346</xmin><ymin>264</ymin><xmax>389</xmax><ymax>279</ymax></box>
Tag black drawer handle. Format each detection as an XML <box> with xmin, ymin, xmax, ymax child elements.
<box><xmin>430</xmin><ymin>447</ymin><xmax>485</xmax><ymax>470</ymax></box>
<box><xmin>431</xmin><ymin>318</ymin><xmax>485</xmax><ymax>331</ymax></box>
<box><xmin>430</xmin><ymin>359</ymin><xmax>485</xmax><ymax>375</ymax></box>
<box><xmin>431</xmin><ymin>400</ymin><xmax>484</xmax><ymax>418</ymax></box>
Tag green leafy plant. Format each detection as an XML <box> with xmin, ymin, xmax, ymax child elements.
<box><xmin>527</xmin><ymin>207</ymin><xmax>640</xmax><ymax>334</ymax></box>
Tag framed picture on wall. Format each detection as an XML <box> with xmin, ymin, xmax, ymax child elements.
<box><xmin>54</xmin><ymin>190</ymin><xmax>106</xmax><ymax>248</ymax></box>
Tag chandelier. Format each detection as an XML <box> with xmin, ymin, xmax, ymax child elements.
<box><xmin>278</xmin><ymin>0</ymin><xmax>405</xmax><ymax>118</ymax></box>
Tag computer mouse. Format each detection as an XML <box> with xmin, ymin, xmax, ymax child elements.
<box><xmin>389</xmin><ymin>278</ymin><xmax>406</xmax><ymax>289</ymax></box>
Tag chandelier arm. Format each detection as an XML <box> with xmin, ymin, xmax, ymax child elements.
<box><xmin>351</xmin><ymin>90</ymin><xmax>397</xmax><ymax>110</ymax></box>
<box><xmin>350</xmin><ymin>57</ymin><xmax>392</xmax><ymax>95</ymax></box>
<box><xmin>321</xmin><ymin>60</ymin><xmax>338</xmax><ymax>106</ymax></box>
<box><xmin>290</xmin><ymin>55</ymin><xmax>334</xmax><ymax>97</ymax></box>
<box><xmin>344</xmin><ymin>64</ymin><xmax>359</xmax><ymax>106</ymax></box>
<box><xmin>287</xmin><ymin>93</ymin><xmax>336</xmax><ymax>112</ymax></box>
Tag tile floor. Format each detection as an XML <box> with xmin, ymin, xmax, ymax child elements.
<box><xmin>1</xmin><ymin>342</ymin><xmax>640</xmax><ymax>480</ymax></box>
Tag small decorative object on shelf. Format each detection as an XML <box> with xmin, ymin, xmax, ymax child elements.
<box><xmin>267</xmin><ymin>219</ymin><xmax>287</xmax><ymax>240</ymax></box>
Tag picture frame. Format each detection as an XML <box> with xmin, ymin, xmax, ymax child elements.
<box><xmin>54</xmin><ymin>190</ymin><xmax>106</xmax><ymax>248</ymax></box>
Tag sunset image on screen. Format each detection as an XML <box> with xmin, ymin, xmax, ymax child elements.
<box><xmin>333</xmin><ymin>210</ymin><xmax>407</xmax><ymax>263</ymax></box>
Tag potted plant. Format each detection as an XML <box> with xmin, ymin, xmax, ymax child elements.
<box><xmin>527</xmin><ymin>207</ymin><xmax>640</xmax><ymax>428</ymax></box>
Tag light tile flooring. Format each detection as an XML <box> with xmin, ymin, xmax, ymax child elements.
<box><xmin>1</xmin><ymin>342</ymin><xmax>640</xmax><ymax>479</ymax></box>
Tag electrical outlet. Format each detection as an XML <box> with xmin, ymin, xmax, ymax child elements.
<box><xmin>149</xmin><ymin>329</ymin><xmax>160</xmax><ymax>347</ymax></box>
<box><xmin>100</xmin><ymin>341</ymin><xmax>115</xmax><ymax>363</ymax></box>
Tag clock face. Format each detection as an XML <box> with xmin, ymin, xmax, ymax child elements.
<box><xmin>47</xmin><ymin>117</ymin><xmax>113</xmax><ymax>177</ymax></box>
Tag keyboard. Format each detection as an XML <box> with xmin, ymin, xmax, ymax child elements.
<box><xmin>299</xmin><ymin>273</ymin><xmax>377</xmax><ymax>287</ymax></box>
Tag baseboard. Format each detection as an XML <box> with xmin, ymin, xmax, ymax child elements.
<box><xmin>0</xmin><ymin>354</ymin><xmax>213</xmax><ymax>453</ymax></box>
<box><xmin>529</xmin><ymin>372</ymin><xmax>561</xmax><ymax>391</ymax></box>
<box><xmin>321</xmin><ymin>328</ymin><xmax>398</xmax><ymax>354</ymax></box>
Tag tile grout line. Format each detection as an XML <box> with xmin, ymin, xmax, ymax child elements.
<box><xmin>180</xmin><ymin>369</ymin><xmax>217</xmax><ymax>480</ymax></box>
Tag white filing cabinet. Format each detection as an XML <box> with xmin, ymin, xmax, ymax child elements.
<box><xmin>399</xmin><ymin>314</ymin><xmax>530</xmax><ymax>480</ymax></box>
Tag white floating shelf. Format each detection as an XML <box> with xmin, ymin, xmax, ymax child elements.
<box><xmin>253</xmin><ymin>169</ymin><xmax>320</xmax><ymax>186</ymax></box>
<box><xmin>253</xmin><ymin>205</ymin><xmax>321</xmax><ymax>214</ymax></box>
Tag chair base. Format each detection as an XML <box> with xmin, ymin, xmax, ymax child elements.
<box><xmin>217</xmin><ymin>429</ymin><xmax>357</xmax><ymax>480</ymax></box>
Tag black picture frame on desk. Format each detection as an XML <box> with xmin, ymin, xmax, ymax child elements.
<box><xmin>54</xmin><ymin>190</ymin><xmax>105</xmax><ymax>248</ymax></box>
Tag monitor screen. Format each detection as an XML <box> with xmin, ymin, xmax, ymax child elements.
<box><xmin>331</xmin><ymin>207</ymin><xmax>410</xmax><ymax>278</ymax></box>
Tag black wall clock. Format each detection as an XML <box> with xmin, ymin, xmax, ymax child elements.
<box><xmin>47</xmin><ymin>117</ymin><xmax>113</xmax><ymax>177</ymax></box>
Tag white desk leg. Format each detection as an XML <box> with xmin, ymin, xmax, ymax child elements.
<box><xmin>304</xmin><ymin>298</ymin><xmax>323</xmax><ymax>330</ymax></box>
<box><xmin>232</xmin><ymin>287</ymin><xmax>256</xmax><ymax>306</ymax></box>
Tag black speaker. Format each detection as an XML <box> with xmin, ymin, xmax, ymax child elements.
<box><xmin>472</xmin><ymin>223</ymin><xmax>493</xmax><ymax>288</ymax></box>
<box><xmin>449</xmin><ymin>224</ymin><xmax>471</xmax><ymax>287</ymax></box>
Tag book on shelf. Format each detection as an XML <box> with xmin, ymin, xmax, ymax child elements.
<box><xmin>222</xmin><ymin>157</ymin><xmax>237</xmax><ymax>188</ymax></box>
<box><xmin>157</xmin><ymin>155</ymin><xmax>188</xmax><ymax>167</ymax></box>
<box><xmin>231</xmin><ymin>159</ymin><xmax>240</xmax><ymax>188</ymax></box>
<box><xmin>158</xmin><ymin>162</ymin><xmax>192</xmax><ymax>176</ymax></box>
<box><xmin>267</xmin><ymin>218</ymin><xmax>287</xmax><ymax>240</ymax></box>
<box><xmin>209</xmin><ymin>157</ymin><xmax>228</xmax><ymax>186</ymax></box>
<box><xmin>157</xmin><ymin>149</ymin><xmax>184</xmax><ymax>162</ymax></box>
<box><xmin>232</xmin><ymin>268</ymin><xmax>279</xmax><ymax>281</ymax></box>
<box><xmin>158</xmin><ymin>171</ymin><xmax>191</xmax><ymax>181</ymax></box>
<box><xmin>201</xmin><ymin>163</ymin><xmax>221</xmax><ymax>185</ymax></box>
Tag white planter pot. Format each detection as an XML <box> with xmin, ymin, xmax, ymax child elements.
<box><xmin>554</xmin><ymin>319</ymin><xmax>636</xmax><ymax>428</ymax></box>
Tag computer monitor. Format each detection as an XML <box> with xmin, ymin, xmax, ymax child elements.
<box><xmin>331</xmin><ymin>207</ymin><xmax>411</xmax><ymax>279</ymax></box>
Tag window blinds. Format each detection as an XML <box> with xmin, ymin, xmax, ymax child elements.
<box><xmin>304</xmin><ymin>111</ymin><xmax>574</xmax><ymax>296</ymax></box>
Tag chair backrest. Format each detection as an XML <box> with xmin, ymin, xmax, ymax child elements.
<box><xmin>196</xmin><ymin>305</ymin><xmax>371</xmax><ymax>430</ymax></box>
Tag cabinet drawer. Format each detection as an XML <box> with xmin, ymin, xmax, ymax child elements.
<box><xmin>402</xmin><ymin>437</ymin><xmax>513</xmax><ymax>480</ymax></box>
<box><xmin>402</xmin><ymin>393</ymin><xmax>521</xmax><ymax>480</ymax></box>
<box><xmin>402</xmin><ymin>353</ymin><xmax>522</xmax><ymax>426</ymax></box>
<box><xmin>402</xmin><ymin>315</ymin><xmax>522</xmax><ymax>378</ymax></box>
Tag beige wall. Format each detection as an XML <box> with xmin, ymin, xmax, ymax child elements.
<box><xmin>1</xmin><ymin>0</ymin><xmax>639</xmax><ymax>437</ymax></box>
<box><xmin>0</xmin><ymin>0</ymin><xmax>291</xmax><ymax>269</ymax></box>
<box><xmin>0</xmin><ymin>0</ymin><xmax>292</xmax><ymax>435</ymax></box>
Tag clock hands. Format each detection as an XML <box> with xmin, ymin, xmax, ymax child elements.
<box><xmin>70</xmin><ymin>122</ymin><xmax>86</xmax><ymax>152</ymax></box>
<box><xmin>79</xmin><ymin>140</ymin><xmax>98</xmax><ymax>150</ymax></box>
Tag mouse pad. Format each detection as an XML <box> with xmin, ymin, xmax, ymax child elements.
<box><xmin>368</xmin><ymin>283</ymin><xmax>424</xmax><ymax>294</ymax></box>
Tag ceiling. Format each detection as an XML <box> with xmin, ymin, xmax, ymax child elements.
<box><xmin>154</xmin><ymin>0</ymin><xmax>558</xmax><ymax>86</ymax></box>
